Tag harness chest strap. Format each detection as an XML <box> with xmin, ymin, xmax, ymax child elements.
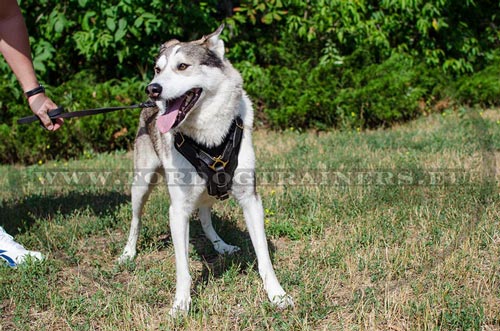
<box><xmin>174</xmin><ymin>117</ymin><xmax>244</xmax><ymax>200</ymax></box>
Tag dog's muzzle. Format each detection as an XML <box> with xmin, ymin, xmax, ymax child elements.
<box><xmin>146</xmin><ymin>83</ymin><xmax>162</xmax><ymax>99</ymax></box>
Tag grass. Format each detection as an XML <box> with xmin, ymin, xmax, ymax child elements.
<box><xmin>1</xmin><ymin>107</ymin><xmax>499</xmax><ymax>330</ymax></box>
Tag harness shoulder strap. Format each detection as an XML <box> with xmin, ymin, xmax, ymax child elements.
<box><xmin>173</xmin><ymin>117</ymin><xmax>244</xmax><ymax>200</ymax></box>
<box><xmin>174</xmin><ymin>133</ymin><xmax>200</xmax><ymax>168</ymax></box>
<box><xmin>222</xmin><ymin>117</ymin><xmax>243</xmax><ymax>174</ymax></box>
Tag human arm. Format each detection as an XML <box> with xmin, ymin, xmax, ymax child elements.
<box><xmin>0</xmin><ymin>0</ymin><xmax>62</xmax><ymax>130</ymax></box>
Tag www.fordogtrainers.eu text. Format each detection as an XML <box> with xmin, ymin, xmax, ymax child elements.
<box><xmin>11</xmin><ymin>168</ymin><xmax>484</xmax><ymax>188</ymax></box>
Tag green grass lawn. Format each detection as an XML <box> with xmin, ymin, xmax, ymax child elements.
<box><xmin>1</xmin><ymin>108</ymin><xmax>499</xmax><ymax>330</ymax></box>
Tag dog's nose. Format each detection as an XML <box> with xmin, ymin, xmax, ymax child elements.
<box><xmin>146</xmin><ymin>83</ymin><xmax>162</xmax><ymax>99</ymax></box>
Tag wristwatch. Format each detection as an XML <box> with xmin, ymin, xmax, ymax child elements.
<box><xmin>24</xmin><ymin>84</ymin><xmax>45</xmax><ymax>98</ymax></box>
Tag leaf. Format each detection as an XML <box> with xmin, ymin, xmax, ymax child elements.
<box><xmin>432</xmin><ymin>18</ymin><xmax>439</xmax><ymax>31</ymax></box>
<box><xmin>81</xmin><ymin>11</ymin><xmax>96</xmax><ymax>31</ymax></box>
<box><xmin>106</xmin><ymin>17</ymin><xmax>116</xmax><ymax>31</ymax></box>
<box><xmin>117</xmin><ymin>48</ymin><xmax>128</xmax><ymax>63</ymax></box>
<box><xmin>115</xmin><ymin>28</ymin><xmax>126</xmax><ymax>42</ymax></box>
<box><xmin>261</xmin><ymin>13</ymin><xmax>273</xmax><ymax>24</ymax></box>
<box><xmin>134</xmin><ymin>16</ymin><xmax>144</xmax><ymax>28</ymax></box>
<box><xmin>118</xmin><ymin>18</ymin><xmax>127</xmax><ymax>30</ymax></box>
<box><xmin>54</xmin><ymin>18</ymin><xmax>65</xmax><ymax>33</ymax></box>
<box><xmin>114</xmin><ymin>18</ymin><xmax>127</xmax><ymax>41</ymax></box>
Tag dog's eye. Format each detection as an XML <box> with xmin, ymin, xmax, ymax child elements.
<box><xmin>154</xmin><ymin>66</ymin><xmax>161</xmax><ymax>74</ymax></box>
<box><xmin>177</xmin><ymin>63</ymin><xmax>190</xmax><ymax>71</ymax></box>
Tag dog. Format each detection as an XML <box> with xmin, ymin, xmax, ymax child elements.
<box><xmin>119</xmin><ymin>24</ymin><xmax>293</xmax><ymax>315</ymax></box>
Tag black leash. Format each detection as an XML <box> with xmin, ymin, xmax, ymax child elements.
<box><xmin>17</xmin><ymin>100</ymin><xmax>156</xmax><ymax>125</ymax></box>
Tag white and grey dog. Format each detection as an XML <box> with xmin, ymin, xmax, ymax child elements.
<box><xmin>119</xmin><ymin>24</ymin><xmax>293</xmax><ymax>315</ymax></box>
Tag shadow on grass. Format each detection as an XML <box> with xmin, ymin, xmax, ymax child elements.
<box><xmin>195</xmin><ymin>215</ymin><xmax>279</xmax><ymax>297</ymax></box>
<box><xmin>157</xmin><ymin>210</ymin><xmax>278</xmax><ymax>287</ymax></box>
<box><xmin>0</xmin><ymin>190</ymin><xmax>130</xmax><ymax>235</ymax></box>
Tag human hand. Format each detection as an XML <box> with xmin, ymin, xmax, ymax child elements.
<box><xmin>27</xmin><ymin>93</ymin><xmax>64</xmax><ymax>131</ymax></box>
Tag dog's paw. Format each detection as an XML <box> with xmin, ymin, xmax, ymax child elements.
<box><xmin>117</xmin><ymin>250</ymin><xmax>136</xmax><ymax>264</ymax></box>
<box><xmin>270</xmin><ymin>294</ymin><xmax>295</xmax><ymax>309</ymax></box>
<box><xmin>169</xmin><ymin>297</ymin><xmax>191</xmax><ymax>317</ymax></box>
<box><xmin>213</xmin><ymin>241</ymin><xmax>241</xmax><ymax>255</ymax></box>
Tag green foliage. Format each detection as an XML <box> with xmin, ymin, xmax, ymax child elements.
<box><xmin>228</xmin><ymin>0</ymin><xmax>500</xmax><ymax>129</ymax></box>
<box><xmin>0</xmin><ymin>72</ymin><xmax>145</xmax><ymax>164</ymax></box>
<box><xmin>237</xmin><ymin>60</ymin><xmax>338</xmax><ymax>129</ymax></box>
<box><xmin>333</xmin><ymin>53</ymin><xmax>441</xmax><ymax>129</ymax></box>
<box><xmin>0</xmin><ymin>0</ymin><xmax>499</xmax><ymax>162</ymax></box>
<box><xmin>240</xmin><ymin>53</ymin><xmax>445</xmax><ymax>129</ymax></box>
<box><xmin>20</xmin><ymin>0</ymin><xmax>219</xmax><ymax>82</ymax></box>
<box><xmin>452</xmin><ymin>52</ymin><xmax>500</xmax><ymax>107</ymax></box>
<box><xmin>227</xmin><ymin>0</ymin><xmax>499</xmax><ymax>71</ymax></box>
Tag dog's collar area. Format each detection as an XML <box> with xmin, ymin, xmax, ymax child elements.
<box><xmin>174</xmin><ymin>117</ymin><xmax>244</xmax><ymax>200</ymax></box>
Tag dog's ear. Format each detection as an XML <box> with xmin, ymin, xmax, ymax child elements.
<box><xmin>203</xmin><ymin>24</ymin><xmax>225</xmax><ymax>58</ymax></box>
<box><xmin>160</xmin><ymin>39</ymin><xmax>180</xmax><ymax>53</ymax></box>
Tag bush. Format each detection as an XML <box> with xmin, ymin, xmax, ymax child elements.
<box><xmin>238</xmin><ymin>60</ymin><xmax>339</xmax><ymax>129</ymax></box>
<box><xmin>19</xmin><ymin>0</ymin><xmax>219</xmax><ymax>83</ymax></box>
<box><xmin>333</xmin><ymin>53</ymin><xmax>444</xmax><ymax>129</ymax></box>
<box><xmin>0</xmin><ymin>72</ymin><xmax>146</xmax><ymax>164</ymax></box>
<box><xmin>0</xmin><ymin>1</ymin><xmax>499</xmax><ymax>163</ymax></box>
<box><xmin>240</xmin><ymin>53</ymin><xmax>445</xmax><ymax>130</ymax></box>
<box><xmin>452</xmin><ymin>53</ymin><xmax>500</xmax><ymax>107</ymax></box>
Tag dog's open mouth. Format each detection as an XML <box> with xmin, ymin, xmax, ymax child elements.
<box><xmin>157</xmin><ymin>88</ymin><xmax>202</xmax><ymax>133</ymax></box>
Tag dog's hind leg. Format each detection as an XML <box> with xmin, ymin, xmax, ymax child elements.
<box><xmin>199</xmin><ymin>207</ymin><xmax>240</xmax><ymax>255</ymax></box>
<box><xmin>237</xmin><ymin>193</ymin><xmax>294</xmax><ymax>309</ymax></box>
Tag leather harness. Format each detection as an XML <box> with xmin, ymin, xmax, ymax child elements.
<box><xmin>174</xmin><ymin>117</ymin><xmax>244</xmax><ymax>200</ymax></box>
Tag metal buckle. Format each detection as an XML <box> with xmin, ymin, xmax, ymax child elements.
<box><xmin>218</xmin><ymin>192</ymin><xmax>229</xmax><ymax>200</ymax></box>
<box><xmin>176</xmin><ymin>133</ymin><xmax>185</xmax><ymax>148</ymax></box>
<box><xmin>236</xmin><ymin>120</ymin><xmax>244</xmax><ymax>130</ymax></box>
<box><xmin>209</xmin><ymin>156</ymin><xmax>228</xmax><ymax>171</ymax></box>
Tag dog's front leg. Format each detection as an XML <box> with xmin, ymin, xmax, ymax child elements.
<box><xmin>119</xmin><ymin>176</ymin><xmax>155</xmax><ymax>263</ymax></box>
<box><xmin>238</xmin><ymin>194</ymin><xmax>294</xmax><ymax>309</ymax></box>
<box><xmin>169</xmin><ymin>204</ymin><xmax>192</xmax><ymax>316</ymax></box>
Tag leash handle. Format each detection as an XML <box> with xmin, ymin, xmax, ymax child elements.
<box><xmin>16</xmin><ymin>101</ymin><xmax>155</xmax><ymax>125</ymax></box>
<box><xmin>47</xmin><ymin>107</ymin><xmax>64</xmax><ymax>123</ymax></box>
<box><xmin>16</xmin><ymin>106</ymin><xmax>65</xmax><ymax>125</ymax></box>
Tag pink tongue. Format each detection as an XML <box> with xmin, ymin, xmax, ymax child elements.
<box><xmin>157</xmin><ymin>110</ymin><xmax>179</xmax><ymax>133</ymax></box>
<box><xmin>157</xmin><ymin>97</ymin><xmax>183</xmax><ymax>133</ymax></box>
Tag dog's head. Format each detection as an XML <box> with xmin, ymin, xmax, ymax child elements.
<box><xmin>146</xmin><ymin>24</ymin><xmax>229</xmax><ymax>133</ymax></box>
